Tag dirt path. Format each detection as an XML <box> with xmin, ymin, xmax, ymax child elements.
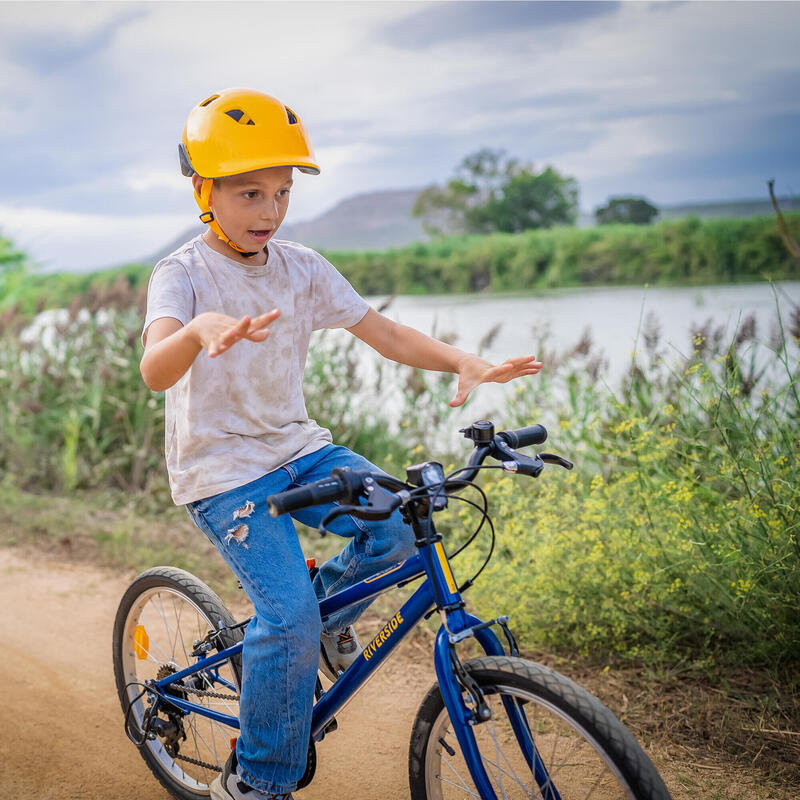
<box><xmin>0</xmin><ymin>548</ymin><xmax>436</xmax><ymax>800</ymax></box>
<box><xmin>0</xmin><ymin>548</ymin><xmax>787</xmax><ymax>800</ymax></box>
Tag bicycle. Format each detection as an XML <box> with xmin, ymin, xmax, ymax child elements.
<box><xmin>113</xmin><ymin>419</ymin><xmax>672</xmax><ymax>800</ymax></box>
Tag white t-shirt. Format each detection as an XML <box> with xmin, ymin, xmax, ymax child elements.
<box><xmin>142</xmin><ymin>235</ymin><xmax>369</xmax><ymax>505</ymax></box>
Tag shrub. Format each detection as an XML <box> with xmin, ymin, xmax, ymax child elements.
<box><xmin>456</xmin><ymin>305</ymin><xmax>800</xmax><ymax>667</ymax></box>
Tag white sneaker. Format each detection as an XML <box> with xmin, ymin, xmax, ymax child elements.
<box><xmin>210</xmin><ymin>750</ymin><xmax>293</xmax><ymax>800</ymax></box>
<box><xmin>319</xmin><ymin>626</ymin><xmax>362</xmax><ymax>681</ymax></box>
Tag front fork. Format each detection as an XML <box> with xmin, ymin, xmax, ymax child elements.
<box><xmin>433</xmin><ymin>614</ymin><xmax>560</xmax><ymax>800</ymax></box>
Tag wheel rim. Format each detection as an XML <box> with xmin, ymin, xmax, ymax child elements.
<box><xmin>119</xmin><ymin>585</ymin><xmax>240</xmax><ymax>794</ymax></box>
<box><xmin>424</xmin><ymin>685</ymin><xmax>636</xmax><ymax>800</ymax></box>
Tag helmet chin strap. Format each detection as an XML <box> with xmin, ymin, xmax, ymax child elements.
<box><xmin>195</xmin><ymin>178</ymin><xmax>259</xmax><ymax>258</ymax></box>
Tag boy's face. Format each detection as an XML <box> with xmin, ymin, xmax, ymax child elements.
<box><xmin>193</xmin><ymin>166</ymin><xmax>293</xmax><ymax>260</ymax></box>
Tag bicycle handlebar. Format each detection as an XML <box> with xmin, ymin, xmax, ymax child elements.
<box><xmin>267</xmin><ymin>421</ymin><xmax>572</xmax><ymax>519</ymax></box>
<box><xmin>267</xmin><ymin>477</ymin><xmax>345</xmax><ymax>517</ymax></box>
<box><xmin>497</xmin><ymin>424</ymin><xmax>547</xmax><ymax>449</ymax></box>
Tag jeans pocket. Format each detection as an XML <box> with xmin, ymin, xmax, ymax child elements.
<box><xmin>186</xmin><ymin>501</ymin><xmax>210</xmax><ymax>533</ymax></box>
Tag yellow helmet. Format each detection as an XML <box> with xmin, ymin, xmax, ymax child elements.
<box><xmin>179</xmin><ymin>88</ymin><xmax>320</xmax><ymax>255</ymax></box>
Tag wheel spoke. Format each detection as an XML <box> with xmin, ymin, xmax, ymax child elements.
<box><xmin>208</xmin><ymin>699</ymin><xmax>220</xmax><ymax>765</ymax></box>
<box><xmin>200</xmin><ymin>670</ymin><xmax>241</xmax><ymax>717</ymax></box>
<box><xmin>489</xmin><ymin>711</ymin><xmax>507</xmax><ymax>797</ymax></box>
<box><xmin>481</xmin><ymin>755</ymin><xmax>535</xmax><ymax>798</ymax></box>
<box><xmin>171</xmin><ymin>595</ymin><xmax>192</xmax><ymax>665</ymax></box>
<box><xmin>439</xmin><ymin>729</ymin><xmax>481</xmax><ymax>798</ymax></box>
<box><xmin>128</xmin><ymin>636</ymin><xmax>166</xmax><ymax>665</ymax></box>
<box><xmin>154</xmin><ymin>593</ymin><xmax>177</xmax><ymax>660</ymax></box>
<box><xmin>186</xmin><ymin>717</ymin><xmax>205</xmax><ymax>762</ymax></box>
<box><xmin>436</xmin><ymin>768</ymin><xmax>481</xmax><ymax>798</ymax></box>
<box><xmin>540</xmin><ymin>727</ymin><xmax>598</xmax><ymax>794</ymax></box>
<box><xmin>492</xmin><ymin>700</ymin><xmax>533</xmax><ymax>797</ymax></box>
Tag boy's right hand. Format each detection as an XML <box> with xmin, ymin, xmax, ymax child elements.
<box><xmin>187</xmin><ymin>309</ymin><xmax>280</xmax><ymax>358</ymax></box>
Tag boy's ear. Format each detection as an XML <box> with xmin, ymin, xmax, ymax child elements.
<box><xmin>191</xmin><ymin>173</ymin><xmax>204</xmax><ymax>195</ymax></box>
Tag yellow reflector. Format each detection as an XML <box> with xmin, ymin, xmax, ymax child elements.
<box><xmin>133</xmin><ymin>625</ymin><xmax>149</xmax><ymax>660</ymax></box>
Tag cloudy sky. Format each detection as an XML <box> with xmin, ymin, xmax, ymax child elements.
<box><xmin>1</xmin><ymin>0</ymin><xmax>799</xmax><ymax>273</ymax></box>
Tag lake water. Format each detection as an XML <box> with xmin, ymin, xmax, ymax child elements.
<box><xmin>316</xmin><ymin>281</ymin><xmax>800</xmax><ymax>438</ymax></box>
<box><xmin>370</xmin><ymin>282</ymin><xmax>800</xmax><ymax>378</ymax></box>
<box><xmin>21</xmin><ymin>280</ymin><xmax>800</xmax><ymax>439</ymax></box>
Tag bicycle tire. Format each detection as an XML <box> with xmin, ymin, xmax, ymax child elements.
<box><xmin>408</xmin><ymin>655</ymin><xmax>671</xmax><ymax>800</ymax></box>
<box><xmin>112</xmin><ymin>566</ymin><xmax>244</xmax><ymax>800</ymax></box>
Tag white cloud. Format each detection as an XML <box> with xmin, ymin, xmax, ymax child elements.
<box><xmin>559</xmin><ymin>117</ymin><xmax>673</xmax><ymax>182</ymax></box>
<box><xmin>124</xmin><ymin>168</ymin><xmax>187</xmax><ymax>194</ymax></box>
<box><xmin>1</xmin><ymin>1</ymin><xmax>799</xmax><ymax>270</ymax></box>
<box><xmin>0</xmin><ymin>204</ymin><xmax>188</xmax><ymax>273</ymax></box>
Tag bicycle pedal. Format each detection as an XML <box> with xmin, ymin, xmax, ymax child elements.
<box><xmin>323</xmin><ymin>717</ymin><xmax>338</xmax><ymax>734</ymax></box>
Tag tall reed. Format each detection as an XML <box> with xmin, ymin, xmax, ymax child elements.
<box><xmin>1</xmin><ymin>291</ymin><xmax>797</xmax><ymax>666</ymax></box>
<box><xmin>455</xmin><ymin>299</ymin><xmax>800</xmax><ymax>666</ymax></box>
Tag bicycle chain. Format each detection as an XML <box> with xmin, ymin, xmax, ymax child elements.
<box><xmin>155</xmin><ymin>662</ymin><xmax>240</xmax><ymax>702</ymax></box>
<box><xmin>145</xmin><ymin>684</ymin><xmax>235</xmax><ymax>775</ymax></box>
<box><xmin>173</xmin><ymin>752</ymin><xmax>223</xmax><ymax>773</ymax></box>
<box><xmin>181</xmin><ymin>684</ymin><xmax>240</xmax><ymax>702</ymax></box>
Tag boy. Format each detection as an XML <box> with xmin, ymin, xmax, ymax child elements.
<box><xmin>140</xmin><ymin>88</ymin><xmax>542</xmax><ymax>800</ymax></box>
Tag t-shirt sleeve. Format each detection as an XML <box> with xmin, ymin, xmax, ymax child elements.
<box><xmin>311</xmin><ymin>254</ymin><xmax>369</xmax><ymax>330</ymax></box>
<box><xmin>141</xmin><ymin>260</ymin><xmax>195</xmax><ymax>347</ymax></box>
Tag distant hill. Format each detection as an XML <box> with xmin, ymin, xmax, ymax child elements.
<box><xmin>150</xmin><ymin>191</ymin><xmax>799</xmax><ymax>264</ymax></box>
<box><xmin>656</xmin><ymin>197</ymin><xmax>800</xmax><ymax>221</ymax></box>
<box><xmin>150</xmin><ymin>188</ymin><xmax>426</xmax><ymax>263</ymax></box>
<box><xmin>577</xmin><ymin>197</ymin><xmax>800</xmax><ymax>227</ymax></box>
<box><xmin>282</xmin><ymin>188</ymin><xmax>425</xmax><ymax>250</ymax></box>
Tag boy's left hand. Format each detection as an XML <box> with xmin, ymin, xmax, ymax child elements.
<box><xmin>450</xmin><ymin>354</ymin><xmax>543</xmax><ymax>408</ymax></box>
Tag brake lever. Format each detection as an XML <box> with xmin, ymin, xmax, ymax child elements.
<box><xmin>493</xmin><ymin>439</ymin><xmax>544</xmax><ymax>478</ymax></box>
<box><xmin>317</xmin><ymin>478</ymin><xmax>401</xmax><ymax>536</ymax></box>
<box><xmin>540</xmin><ymin>453</ymin><xmax>574</xmax><ymax>470</ymax></box>
<box><xmin>318</xmin><ymin>505</ymin><xmax>358</xmax><ymax>536</ymax></box>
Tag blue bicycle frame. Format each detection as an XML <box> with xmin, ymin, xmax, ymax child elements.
<box><xmin>148</xmin><ymin>533</ymin><xmax>558</xmax><ymax>800</ymax></box>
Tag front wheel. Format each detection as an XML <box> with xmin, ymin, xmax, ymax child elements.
<box><xmin>409</xmin><ymin>655</ymin><xmax>671</xmax><ymax>800</ymax></box>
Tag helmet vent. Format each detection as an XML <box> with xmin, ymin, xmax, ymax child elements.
<box><xmin>285</xmin><ymin>107</ymin><xmax>298</xmax><ymax>125</ymax></box>
<box><xmin>199</xmin><ymin>94</ymin><xmax>219</xmax><ymax>107</ymax></box>
<box><xmin>225</xmin><ymin>109</ymin><xmax>255</xmax><ymax>125</ymax></box>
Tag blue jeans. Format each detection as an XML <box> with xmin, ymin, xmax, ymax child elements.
<box><xmin>186</xmin><ymin>444</ymin><xmax>415</xmax><ymax>795</ymax></box>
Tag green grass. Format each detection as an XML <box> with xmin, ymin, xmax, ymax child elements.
<box><xmin>2</xmin><ymin>212</ymin><xmax>798</xmax><ymax>319</ymax></box>
<box><xmin>1</xmin><ymin>231</ymin><xmax>798</xmax><ymax>668</ymax></box>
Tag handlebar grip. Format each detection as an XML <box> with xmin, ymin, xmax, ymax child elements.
<box><xmin>499</xmin><ymin>424</ymin><xmax>548</xmax><ymax>449</ymax></box>
<box><xmin>267</xmin><ymin>477</ymin><xmax>345</xmax><ymax>517</ymax></box>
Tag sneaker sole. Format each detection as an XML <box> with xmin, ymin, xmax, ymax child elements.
<box><xmin>209</xmin><ymin>774</ymin><xmax>230</xmax><ymax>800</ymax></box>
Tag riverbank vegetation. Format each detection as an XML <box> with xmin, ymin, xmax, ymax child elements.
<box><xmin>458</xmin><ymin>307</ymin><xmax>800</xmax><ymax>671</ymax></box>
<box><xmin>2</xmin><ymin>228</ymin><xmax>799</xmax><ymax>781</ymax></box>
<box><xmin>333</xmin><ymin>212</ymin><xmax>800</xmax><ymax>293</ymax></box>
<box><xmin>2</xmin><ymin>212</ymin><xmax>799</xmax><ymax>319</ymax></box>
<box><xmin>0</xmin><ymin>277</ymin><xmax>797</xmax><ymax>673</ymax></box>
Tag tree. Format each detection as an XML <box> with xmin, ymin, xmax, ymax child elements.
<box><xmin>412</xmin><ymin>148</ymin><xmax>579</xmax><ymax>236</ymax></box>
<box><xmin>0</xmin><ymin>234</ymin><xmax>30</xmax><ymax>314</ymax></box>
<box><xmin>595</xmin><ymin>196</ymin><xmax>658</xmax><ymax>225</ymax></box>
<box><xmin>0</xmin><ymin>234</ymin><xmax>25</xmax><ymax>275</ymax></box>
